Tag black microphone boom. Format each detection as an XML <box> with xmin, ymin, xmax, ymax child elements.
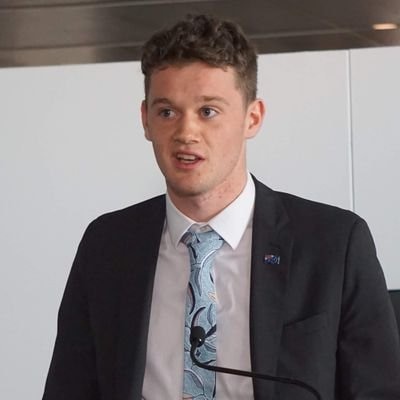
<box><xmin>190</xmin><ymin>326</ymin><xmax>322</xmax><ymax>400</ymax></box>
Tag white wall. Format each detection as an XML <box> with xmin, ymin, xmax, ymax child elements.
<box><xmin>0</xmin><ymin>47</ymin><xmax>399</xmax><ymax>399</ymax></box>
<box><xmin>0</xmin><ymin>62</ymin><xmax>163</xmax><ymax>400</ymax></box>
<box><xmin>350</xmin><ymin>47</ymin><xmax>400</xmax><ymax>291</ymax></box>
<box><xmin>249</xmin><ymin>51</ymin><xmax>352</xmax><ymax>209</ymax></box>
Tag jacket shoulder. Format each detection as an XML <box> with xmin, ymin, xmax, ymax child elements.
<box><xmin>277</xmin><ymin>190</ymin><xmax>357</xmax><ymax>222</ymax></box>
<box><xmin>253</xmin><ymin>178</ymin><xmax>361</xmax><ymax>237</ymax></box>
<box><xmin>83</xmin><ymin>194</ymin><xmax>166</xmax><ymax>240</ymax></box>
<box><xmin>276</xmin><ymin>191</ymin><xmax>367</xmax><ymax>245</ymax></box>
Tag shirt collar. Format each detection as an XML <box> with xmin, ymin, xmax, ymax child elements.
<box><xmin>166</xmin><ymin>173</ymin><xmax>255</xmax><ymax>250</ymax></box>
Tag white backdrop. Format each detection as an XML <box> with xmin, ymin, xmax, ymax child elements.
<box><xmin>1</xmin><ymin>47</ymin><xmax>399</xmax><ymax>399</ymax></box>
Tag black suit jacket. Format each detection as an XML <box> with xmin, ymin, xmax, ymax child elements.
<box><xmin>43</xmin><ymin>178</ymin><xmax>400</xmax><ymax>399</ymax></box>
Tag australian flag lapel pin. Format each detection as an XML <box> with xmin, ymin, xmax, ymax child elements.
<box><xmin>264</xmin><ymin>253</ymin><xmax>280</xmax><ymax>265</ymax></box>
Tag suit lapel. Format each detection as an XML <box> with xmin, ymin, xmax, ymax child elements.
<box><xmin>114</xmin><ymin>196</ymin><xmax>166</xmax><ymax>400</ymax></box>
<box><xmin>250</xmin><ymin>178</ymin><xmax>294</xmax><ymax>399</ymax></box>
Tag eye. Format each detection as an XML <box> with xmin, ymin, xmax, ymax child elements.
<box><xmin>200</xmin><ymin>107</ymin><xmax>218</xmax><ymax>119</ymax></box>
<box><xmin>159</xmin><ymin>108</ymin><xmax>176</xmax><ymax>119</ymax></box>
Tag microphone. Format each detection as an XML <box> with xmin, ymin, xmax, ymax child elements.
<box><xmin>190</xmin><ymin>326</ymin><xmax>322</xmax><ymax>400</ymax></box>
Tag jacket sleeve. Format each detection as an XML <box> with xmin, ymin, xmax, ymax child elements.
<box><xmin>336</xmin><ymin>218</ymin><xmax>400</xmax><ymax>398</ymax></box>
<box><xmin>42</xmin><ymin>223</ymin><xmax>100</xmax><ymax>400</ymax></box>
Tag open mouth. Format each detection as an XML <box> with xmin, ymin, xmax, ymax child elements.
<box><xmin>176</xmin><ymin>153</ymin><xmax>202</xmax><ymax>164</ymax></box>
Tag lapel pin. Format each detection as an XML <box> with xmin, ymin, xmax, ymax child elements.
<box><xmin>264</xmin><ymin>254</ymin><xmax>280</xmax><ymax>265</ymax></box>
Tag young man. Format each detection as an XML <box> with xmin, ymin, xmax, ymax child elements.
<box><xmin>43</xmin><ymin>15</ymin><xmax>400</xmax><ymax>400</ymax></box>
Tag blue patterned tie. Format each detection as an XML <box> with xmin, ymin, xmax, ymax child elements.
<box><xmin>182</xmin><ymin>229</ymin><xmax>224</xmax><ymax>400</ymax></box>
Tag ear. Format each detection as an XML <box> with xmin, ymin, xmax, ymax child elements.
<box><xmin>141</xmin><ymin>100</ymin><xmax>151</xmax><ymax>141</ymax></box>
<box><xmin>244</xmin><ymin>98</ymin><xmax>266</xmax><ymax>139</ymax></box>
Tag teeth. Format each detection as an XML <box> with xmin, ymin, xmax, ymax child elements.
<box><xmin>177</xmin><ymin>153</ymin><xmax>197</xmax><ymax>161</ymax></box>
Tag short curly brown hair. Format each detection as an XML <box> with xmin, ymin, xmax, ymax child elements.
<box><xmin>141</xmin><ymin>14</ymin><xmax>258</xmax><ymax>104</ymax></box>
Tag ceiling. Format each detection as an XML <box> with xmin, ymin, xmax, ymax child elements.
<box><xmin>0</xmin><ymin>0</ymin><xmax>399</xmax><ymax>68</ymax></box>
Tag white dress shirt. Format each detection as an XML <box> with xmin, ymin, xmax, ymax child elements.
<box><xmin>142</xmin><ymin>174</ymin><xmax>255</xmax><ymax>399</ymax></box>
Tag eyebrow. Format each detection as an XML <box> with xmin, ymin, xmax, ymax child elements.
<box><xmin>150</xmin><ymin>97</ymin><xmax>172</xmax><ymax>107</ymax></box>
<box><xmin>197</xmin><ymin>96</ymin><xmax>230</xmax><ymax>106</ymax></box>
<box><xmin>149</xmin><ymin>95</ymin><xmax>230</xmax><ymax>107</ymax></box>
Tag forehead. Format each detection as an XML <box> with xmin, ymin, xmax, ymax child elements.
<box><xmin>146</xmin><ymin>62</ymin><xmax>242</xmax><ymax>100</ymax></box>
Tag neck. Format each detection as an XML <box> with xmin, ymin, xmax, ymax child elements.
<box><xmin>168</xmin><ymin>174</ymin><xmax>248</xmax><ymax>222</ymax></box>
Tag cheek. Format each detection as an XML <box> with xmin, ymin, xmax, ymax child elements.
<box><xmin>151</xmin><ymin>144</ymin><xmax>168</xmax><ymax>174</ymax></box>
<box><xmin>151</xmin><ymin>140</ymin><xmax>170</xmax><ymax>166</ymax></box>
<box><xmin>216</xmin><ymin>129</ymin><xmax>245</xmax><ymax>154</ymax></box>
<box><xmin>220</xmin><ymin>134</ymin><xmax>247</xmax><ymax>168</ymax></box>
<box><xmin>151</xmin><ymin>140</ymin><xmax>164</xmax><ymax>156</ymax></box>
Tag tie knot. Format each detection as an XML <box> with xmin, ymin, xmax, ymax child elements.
<box><xmin>182</xmin><ymin>229</ymin><xmax>224</xmax><ymax>265</ymax></box>
<box><xmin>182</xmin><ymin>229</ymin><xmax>223</xmax><ymax>250</ymax></box>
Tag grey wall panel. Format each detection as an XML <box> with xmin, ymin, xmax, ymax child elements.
<box><xmin>0</xmin><ymin>62</ymin><xmax>163</xmax><ymax>399</ymax></box>
<box><xmin>250</xmin><ymin>51</ymin><xmax>352</xmax><ymax>210</ymax></box>
<box><xmin>350</xmin><ymin>46</ymin><xmax>400</xmax><ymax>289</ymax></box>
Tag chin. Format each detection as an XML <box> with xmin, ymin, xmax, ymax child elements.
<box><xmin>171</xmin><ymin>186</ymin><xmax>204</xmax><ymax>198</ymax></box>
<box><xmin>167</xmin><ymin>180</ymin><xmax>207</xmax><ymax>198</ymax></box>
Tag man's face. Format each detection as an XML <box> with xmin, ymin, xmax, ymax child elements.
<box><xmin>141</xmin><ymin>62</ymin><xmax>264</xmax><ymax>205</ymax></box>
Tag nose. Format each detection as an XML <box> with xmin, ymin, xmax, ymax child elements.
<box><xmin>173</xmin><ymin>113</ymin><xmax>200</xmax><ymax>144</ymax></box>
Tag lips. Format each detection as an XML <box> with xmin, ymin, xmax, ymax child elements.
<box><xmin>175</xmin><ymin>152</ymin><xmax>203</xmax><ymax>164</ymax></box>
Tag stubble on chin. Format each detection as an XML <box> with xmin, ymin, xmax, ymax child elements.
<box><xmin>166</xmin><ymin>179</ymin><xmax>205</xmax><ymax>199</ymax></box>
